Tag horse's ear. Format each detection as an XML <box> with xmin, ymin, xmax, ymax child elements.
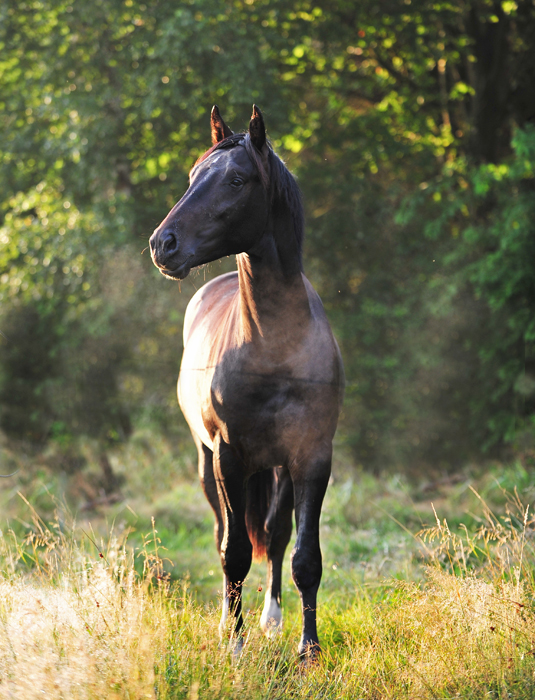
<box><xmin>211</xmin><ymin>105</ymin><xmax>233</xmax><ymax>145</ymax></box>
<box><xmin>248</xmin><ymin>104</ymin><xmax>266</xmax><ymax>151</ymax></box>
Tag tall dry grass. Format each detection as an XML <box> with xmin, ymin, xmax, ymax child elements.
<box><xmin>0</xmin><ymin>503</ymin><xmax>168</xmax><ymax>699</ymax></box>
<box><xmin>323</xmin><ymin>486</ymin><xmax>535</xmax><ymax>699</ymax></box>
<box><xmin>1</xmin><ymin>486</ymin><xmax>535</xmax><ymax>698</ymax></box>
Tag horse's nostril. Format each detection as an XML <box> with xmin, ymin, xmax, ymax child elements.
<box><xmin>162</xmin><ymin>229</ymin><xmax>178</xmax><ymax>255</ymax></box>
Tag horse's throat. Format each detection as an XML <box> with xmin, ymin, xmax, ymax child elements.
<box><xmin>237</xmin><ymin>254</ymin><xmax>310</xmax><ymax>345</ymax></box>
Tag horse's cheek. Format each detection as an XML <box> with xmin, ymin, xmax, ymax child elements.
<box><xmin>230</xmin><ymin>194</ymin><xmax>267</xmax><ymax>248</ymax></box>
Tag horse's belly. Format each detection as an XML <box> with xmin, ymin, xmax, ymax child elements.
<box><xmin>227</xmin><ymin>406</ymin><xmax>303</xmax><ymax>470</ymax></box>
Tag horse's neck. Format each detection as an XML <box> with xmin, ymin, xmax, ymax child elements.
<box><xmin>236</xmin><ymin>222</ymin><xmax>310</xmax><ymax>346</ymax></box>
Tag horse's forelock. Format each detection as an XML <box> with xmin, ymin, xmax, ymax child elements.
<box><xmin>191</xmin><ymin>133</ymin><xmax>268</xmax><ymax>183</ymax></box>
<box><xmin>190</xmin><ymin>133</ymin><xmax>242</xmax><ymax>172</ymax></box>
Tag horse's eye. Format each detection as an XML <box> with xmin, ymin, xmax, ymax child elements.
<box><xmin>230</xmin><ymin>177</ymin><xmax>244</xmax><ymax>188</ymax></box>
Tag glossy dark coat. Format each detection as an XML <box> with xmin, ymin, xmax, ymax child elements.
<box><xmin>150</xmin><ymin>105</ymin><xmax>344</xmax><ymax>657</ymax></box>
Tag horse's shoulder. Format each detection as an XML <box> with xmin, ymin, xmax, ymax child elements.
<box><xmin>183</xmin><ymin>272</ymin><xmax>239</xmax><ymax>343</ymax></box>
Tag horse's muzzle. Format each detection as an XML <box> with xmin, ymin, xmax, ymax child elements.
<box><xmin>149</xmin><ymin>228</ymin><xmax>192</xmax><ymax>279</ymax></box>
<box><xmin>158</xmin><ymin>261</ymin><xmax>192</xmax><ymax>280</ymax></box>
<box><xmin>150</xmin><ymin>226</ymin><xmax>179</xmax><ymax>256</ymax></box>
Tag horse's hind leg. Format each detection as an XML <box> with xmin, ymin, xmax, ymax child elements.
<box><xmin>195</xmin><ymin>436</ymin><xmax>232</xmax><ymax>636</ymax></box>
<box><xmin>290</xmin><ymin>455</ymin><xmax>331</xmax><ymax>659</ymax></box>
<box><xmin>195</xmin><ymin>434</ymin><xmax>224</xmax><ymax>552</ymax></box>
<box><xmin>212</xmin><ymin>434</ymin><xmax>252</xmax><ymax>647</ymax></box>
<box><xmin>261</xmin><ymin>467</ymin><xmax>293</xmax><ymax>638</ymax></box>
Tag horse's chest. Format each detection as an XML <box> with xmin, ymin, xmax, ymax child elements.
<box><xmin>206</xmin><ymin>365</ymin><xmax>305</xmax><ymax>467</ymax></box>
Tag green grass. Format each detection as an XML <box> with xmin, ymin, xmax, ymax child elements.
<box><xmin>2</xmin><ymin>431</ymin><xmax>535</xmax><ymax>697</ymax></box>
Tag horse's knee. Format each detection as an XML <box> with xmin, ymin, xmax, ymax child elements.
<box><xmin>220</xmin><ymin>537</ymin><xmax>252</xmax><ymax>584</ymax></box>
<box><xmin>291</xmin><ymin>543</ymin><xmax>322</xmax><ymax>593</ymax></box>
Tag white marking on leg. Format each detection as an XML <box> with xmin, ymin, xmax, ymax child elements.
<box><xmin>219</xmin><ymin>576</ymin><xmax>229</xmax><ymax>639</ymax></box>
<box><xmin>260</xmin><ymin>595</ymin><xmax>282</xmax><ymax>639</ymax></box>
<box><xmin>228</xmin><ymin>634</ymin><xmax>244</xmax><ymax>660</ymax></box>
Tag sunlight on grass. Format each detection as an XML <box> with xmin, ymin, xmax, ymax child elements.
<box><xmin>0</xmin><ymin>508</ymin><xmax>165</xmax><ymax>698</ymax></box>
<box><xmin>1</xmin><ymin>481</ymin><xmax>535</xmax><ymax>698</ymax></box>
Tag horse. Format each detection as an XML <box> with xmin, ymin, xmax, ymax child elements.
<box><xmin>149</xmin><ymin>105</ymin><xmax>344</xmax><ymax>658</ymax></box>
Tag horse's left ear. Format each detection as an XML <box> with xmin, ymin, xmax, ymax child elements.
<box><xmin>249</xmin><ymin>104</ymin><xmax>266</xmax><ymax>151</ymax></box>
<box><xmin>211</xmin><ymin>105</ymin><xmax>233</xmax><ymax>145</ymax></box>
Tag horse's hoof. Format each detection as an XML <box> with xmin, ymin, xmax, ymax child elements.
<box><xmin>218</xmin><ymin>635</ymin><xmax>244</xmax><ymax>656</ymax></box>
<box><xmin>297</xmin><ymin>639</ymin><xmax>320</xmax><ymax>664</ymax></box>
<box><xmin>262</xmin><ymin>619</ymin><xmax>282</xmax><ymax>640</ymax></box>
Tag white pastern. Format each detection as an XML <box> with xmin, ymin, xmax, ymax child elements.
<box><xmin>228</xmin><ymin>634</ymin><xmax>244</xmax><ymax>661</ymax></box>
<box><xmin>219</xmin><ymin>589</ymin><xmax>230</xmax><ymax>639</ymax></box>
<box><xmin>260</xmin><ymin>596</ymin><xmax>283</xmax><ymax>639</ymax></box>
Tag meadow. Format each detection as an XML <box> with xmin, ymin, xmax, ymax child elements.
<box><xmin>1</xmin><ymin>430</ymin><xmax>535</xmax><ymax>698</ymax></box>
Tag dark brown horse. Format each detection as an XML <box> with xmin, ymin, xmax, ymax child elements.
<box><xmin>149</xmin><ymin>105</ymin><xmax>344</xmax><ymax>658</ymax></box>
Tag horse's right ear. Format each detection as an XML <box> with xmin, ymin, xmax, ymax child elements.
<box><xmin>211</xmin><ymin>105</ymin><xmax>233</xmax><ymax>144</ymax></box>
<box><xmin>249</xmin><ymin>104</ymin><xmax>266</xmax><ymax>151</ymax></box>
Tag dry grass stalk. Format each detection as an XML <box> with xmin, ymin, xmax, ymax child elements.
<box><xmin>0</xmin><ymin>506</ymin><xmax>167</xmax><ymax>699</ymax></box>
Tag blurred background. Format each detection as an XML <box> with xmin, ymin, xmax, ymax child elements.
<box><xmin>0</xmin><ymin>0</ymin><xmax>535</xmax><ymax>584</ymax></box>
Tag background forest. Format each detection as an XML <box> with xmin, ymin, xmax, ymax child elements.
<box><xmin>1</xmin><ymin>0</ymin><xmax>535</xmax><ymax>484</ymax></box>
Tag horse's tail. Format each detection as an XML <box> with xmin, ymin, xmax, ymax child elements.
<box><xmin>245</xmin><ymin>469</ymin><xmax>274</xmax><ymax>562</ymax></box>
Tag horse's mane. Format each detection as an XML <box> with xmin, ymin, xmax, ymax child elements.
<box><xmin>192</xmin><ymin>133</ymin><xmax>305</xmax><ymax>257</ymax></box>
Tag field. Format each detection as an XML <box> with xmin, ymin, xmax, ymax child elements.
<box><xmin>1</xmin><ymin>431</ymin><xmax>535</xmax><ymax>699</ymax></box>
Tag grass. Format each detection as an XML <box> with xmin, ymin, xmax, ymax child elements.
<box><xmin>2</xmin><ymin>431</ymin><xmax>535</xmax><ymax>697</ymax></box>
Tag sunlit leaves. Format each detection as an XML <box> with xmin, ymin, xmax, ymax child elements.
<box><xmin>0</xmin><ymin>182</ymin><xmax>105</xmax><ymax>313</ymax></box>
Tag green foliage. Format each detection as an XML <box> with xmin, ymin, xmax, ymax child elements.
<box><xmin>1</xmin><ymin>0</ymin><xmax>534</xmax><ymax>471</ymax></box>
<box><xmin>400</xmin><ymin>125</ymin><xmax>535</xmax><ymax>450</ymax></box>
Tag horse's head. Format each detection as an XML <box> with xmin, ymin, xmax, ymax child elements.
<box><xmin>150</xmin><ymin>105</ymin><xmax>270</xmax><ymax>280</ymax></box>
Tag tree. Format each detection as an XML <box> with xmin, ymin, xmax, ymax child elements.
<box><xmin>1</xmin><ymin>0</ymin><xmax>534</xmax><ymax>475</ymax></box>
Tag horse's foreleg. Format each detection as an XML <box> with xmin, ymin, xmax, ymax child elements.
<box><xmin>290</xmin><ymin>457</ymin><xmax>331</xmax><ymax>659</ymax></box>
<box><xmin>261</xmin><ymin>467</ymin><xmax>293</xmax><ymax>638</ymax></box>
<box><xmin>213</xmin><ymin>435</ymin><xmax>252</xmax><ymax>647</ymax></box>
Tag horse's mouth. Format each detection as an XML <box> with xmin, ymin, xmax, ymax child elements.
<box><xmin>158</xmin><ymin>263</ymin><xmax>192</xmax><ymax>280</ymax></box>
<box><xmin>152</xmin><ymin>253</ymin><xmax>192</xmax><ymax>280</ymax></box>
